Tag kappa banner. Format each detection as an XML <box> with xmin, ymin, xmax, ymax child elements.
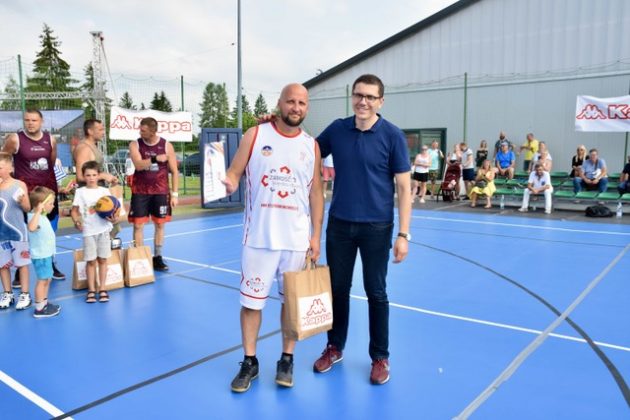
<box><xmin>109</xmin><ymin>106</ymin><xmax>193</xmax><ymax>142</ymax></box>
<box><xmin>575</xmin><ymin>95</ymin><xmax>630</xmax><ymax>132</ymax></box>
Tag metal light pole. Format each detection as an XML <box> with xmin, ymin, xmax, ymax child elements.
<box><xmin>237</xmin><ymin>0</ymin><xmax>243</xmax><ymax>130</ymax></box>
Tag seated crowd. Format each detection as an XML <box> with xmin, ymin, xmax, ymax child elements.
<box><xmin>411</xmin><ymin>130</ymin><xmax>630</xmax><ymax>213</ymax></box>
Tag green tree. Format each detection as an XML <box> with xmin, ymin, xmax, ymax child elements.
<box><xmin>119</xmin><ymin>91</ymin><xmax>136</xmax><ymax>109</ymax></box>
<box><xmin>25</xmin><ymin>23</ymin><xmax>80</xmax><ymax>109</ymax></box>
<box><xmin>198</xmin><ymin>82</ymin><xmax>230</xmax><ymax>128</ymax></box>
<box><xmin>253</xmin><ymin>93</ymin><xmax>268</xmax><ymax>117</ymax></box>
<box><xmin>230</xmin><ymin>94</ymin><xmax>256</xmax><ymax>131</ymax></box>
<box><xmin>0</xmin><ymin>75</ymin><xmax>20</xmax><ymax>111</ymax></box>
<box><xmin>150</xmin><ymin>91</ymin><xmax>173</xmax><ymax>112</ymax></box>
<box><xmin>80</xmin><ymin>62</ymin><xmax>113</xmax><ymax>122</ymax></box>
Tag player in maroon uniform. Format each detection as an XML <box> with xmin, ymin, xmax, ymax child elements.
<box><xmin>2</xmin><ymin>109</ymin><xmax>66</xmax><ymax>282</ymax></box>
<box><xmin>127</xmin><ymin>117</ymin><xmax>179</xmax><ymax>271</ymax></box>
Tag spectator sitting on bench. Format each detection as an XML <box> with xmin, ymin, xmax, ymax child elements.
<box><xmin>495</xmin><ymin>141</ymin><xmax>515</xmax><ymax>180</ymax></box>
<box><xmin>573</xmin><ymin>148</ymin><xmax>608</xmax><ymax>193</ymax></box>
<box><xmin>519</xmin><ymin>163</ymin><xmax>553</xmax><ymax>214</ymax></box>
<box><xmin>528</xmin><ymin>141</ymin><xmax>553</xmax><ymax>173</ymax></box>
<box><xmin>618</xmin><ymin>155</ymin><xmax>630</xmax><ymax>195</ymax></box>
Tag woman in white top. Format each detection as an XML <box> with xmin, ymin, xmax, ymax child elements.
<box><xmin>529</xmin><ymin>141</ymin><xmax>553</xmax><ymax>172</ymax></box>
<box><xmin>412</xmin><ymin>145</ymin><xmax>431</xmax><ymax>203</ymax></box>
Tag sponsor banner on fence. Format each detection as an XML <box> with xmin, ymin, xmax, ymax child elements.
<box><xmin>575</xmin><ymin>95</ymin><xmax>630</xmax><ymax>132</ymax></box>
<box><xmin>109</xmin><ymin>106</ymin><xmax>193</xmax><ymax>142</ymax></box>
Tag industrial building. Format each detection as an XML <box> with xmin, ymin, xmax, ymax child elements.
<box><xmin>303</xmin><ymin>0</ymin><xmax>630</xmax><ymax>173</ymax></box>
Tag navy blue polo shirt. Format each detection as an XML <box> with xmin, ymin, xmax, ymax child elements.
<box><xmin>317</xmin><ymin>115</ymin><xmax>410</xmax><ymax>222</ymax></box>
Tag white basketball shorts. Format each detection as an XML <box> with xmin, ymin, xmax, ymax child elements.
<box><xmin>239</xmin><ymin>245</ymin><xmax>307</xmax><ymax>310</ymax></box>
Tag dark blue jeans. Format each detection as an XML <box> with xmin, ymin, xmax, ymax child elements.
<box><xmin>325</xmin><ymin>216</ymin><xmax>393</xmax><ymax>360</ymax></box>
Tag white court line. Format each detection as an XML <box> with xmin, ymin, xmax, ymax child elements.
<box><xmin>350</xmin><ymin>295</ymin><xmax>630</xmax><ymax>353</ymax></box>
<box><xmin>0</xmin><ymin>370</ymin><xmax>70</xmax><ymax>419</ymax></box>
<box><xmin>54</xmin><ymin>223</ymin><xmax>243</xmax><ymax>255</ymax></box>
<box><xmin>165</xmin><ymin>255</ymin><xmax>630</xmax><ymax>354</ymax></box>
<box><xmin>455</xmin><ymin>243</ymin><xmax>630</xmax><ymax>419</ymax></box>
<box><xmin>412</xmin><ymin>215</ymin><xmax>630</xmax><ymax>236</ymax></box>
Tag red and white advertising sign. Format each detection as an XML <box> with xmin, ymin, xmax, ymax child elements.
<box><xmin>575</xmin><ymin>95</ymin><xmax>630</xmax><ymax>132</ymax></box>
<box><xmin>109</xmin><ymin>106</ymin><xmax>193</xmax><ymax>142</ymax></box>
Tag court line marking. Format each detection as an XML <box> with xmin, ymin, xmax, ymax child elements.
<box><xmin>412</xmin><ymin>215</ymin><xmax>630</xmax><ymax>236</ymax></box>
<box><xmin>0</xmin><ymin>370</ymin><xmax>70</xmax><ymax>419</ymax></box>
<box><xmin>163</xmin><ymin>256</ymin><xmax>630</xmax><ymax>354</ymax></box>
<box><xmin>53</xmin><ymin>330</ymin><xmax>281</xmax><ymax>420</ymax></box>
<box><xmin>54</xmin><ymin>223</ymin><xmax>243</xmax><ymax>255</ymax></box>
<box><xmin>455</xmin><ymin>243</ymin><xmax>630</xmax><ymax>419</ymax></box>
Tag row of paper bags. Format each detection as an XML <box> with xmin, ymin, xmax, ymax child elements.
<box><xmin>73</xmin><ymin>248</ymin><xmax>335</xmax><ymax>342</ymax></box>
<box><xmin>72</xmin><ymin>245</ymin><xmax>155</xmax><ymax>291</ymax></box>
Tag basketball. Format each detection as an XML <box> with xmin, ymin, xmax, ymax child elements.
<box><xmin>94</xmin><ymin>195</ymin><xmax>121</xmax><ymax>219</ymax></box>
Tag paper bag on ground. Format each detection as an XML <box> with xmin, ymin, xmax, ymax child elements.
<box><xmin>283</xmin><ymin>263</ymin><xmax>333</xmax><ymax>341</ymax></box>
<box><xmin>123</xmin><ymin>246</ymin><xmax>155</xmax><ymax>287</ymax></box>
<box><xmin>72</xmin><ymin>249</ymin><xmax>124</xmax><ymax>291</ymax></box>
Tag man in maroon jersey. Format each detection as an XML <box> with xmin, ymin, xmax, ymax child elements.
<box><xmin>127</xmin><ymin>117</ymin><xmax>179</xmax><ymax>271</ymax></box>
<box><xmin>2</xmin><ymin>109</ymin><xmax>66</xmax><ymax>282</ymax></box>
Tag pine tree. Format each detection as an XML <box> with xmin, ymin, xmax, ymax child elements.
<box><xmin>25</xmin><ymin>23</ymin><xmax>79</xmax><ymax>109</ymax></box>
<box><xmin>119</xmin><ymin>92</ymin><xmax>136</xmax><ymax>109</ymax></box>
<box><xmin>254</xmin><ymin>93</ymin><xmax>268</xmax><ymax>117</ymax></box>
<box><xmin>80</xmin><ymin>62</ymin><xmax>113</xmax><ymax>120</ymax></box>
<box><xmin>0</xmin><ymin>76</ymin><xmax>20</xmax><ymax>111</ymax></box>
<box><xmin>230</xmin><ymin>94</ymin><xmax>256</xmax><ymax>130</ymax></box>
<box><xmin>150</xmin><ymin>91</ymin><xmax>173</xmax><ymax>112</ymax></box>
<box><xmin>198</xmin><ymin>82</ymin><xmax>230</xmax><ymax>128</ymax></box>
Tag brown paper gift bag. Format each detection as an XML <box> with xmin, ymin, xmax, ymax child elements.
<box><xmin>282</xmin><ymin>261</ymin><xmax>333</xmax><ymax>341</ymax></box>
<box><xmin>123</xmin><ymin>246</ymin><xmax>155</xmax><ymax>287</ymax></box>
<box><xmin>72</xmin><ymin>249</ymin><xmax>124</xmax><ymax>291</ymax></box>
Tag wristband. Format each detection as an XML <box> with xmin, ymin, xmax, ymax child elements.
<box><xmin>171</xmin><ymin>192</ymin><xmax>179</xmax><ymax>197</ymax></box>
<box><xmin>151</xmin><ymin>156</ymin><xmax>158</xmax><ymax>164</ymax></box>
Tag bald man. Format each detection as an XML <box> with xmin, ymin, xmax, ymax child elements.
<box><xmin>223</xmin><ymin>84</ymin><xmax>324</xmax><ymax>392</ymax></box>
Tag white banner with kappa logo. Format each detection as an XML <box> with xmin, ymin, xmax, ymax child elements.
<box><xmin>109</xmin><ymin>106</ymin><xmax>193</xmax><ymax>142</ymax></box>
<box><xmin>575</xmin><ymin>95</ymin><xmax>630</xmax><ymax>132</ymax></box>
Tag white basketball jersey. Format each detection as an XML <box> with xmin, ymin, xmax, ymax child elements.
<box><xmin>243</xmin><ymin>122</ymin><xmax>315</xmax><ymax>251</ymax></box>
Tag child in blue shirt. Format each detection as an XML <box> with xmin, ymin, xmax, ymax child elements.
<box><xmin>27</xmin><ymin>187</ymin><xmax>61</xmax><ymax>318</ymax></box>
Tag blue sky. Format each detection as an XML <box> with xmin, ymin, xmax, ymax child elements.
<box><xmin>0</xmin><ymin>0</ymin><xmax>457</xmax><ymax>114</ymax></box>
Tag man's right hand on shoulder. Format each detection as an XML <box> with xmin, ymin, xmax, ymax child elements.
<box><xmin>256</xmin><ymin>114</ymin><xmax>277</xmax><ymax>124</ymax></box>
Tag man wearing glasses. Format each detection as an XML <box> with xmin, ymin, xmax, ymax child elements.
<box><xmin>313</xmin><ymin>74</ymin><xmax>411</xmax><ymax>385</ymax></box>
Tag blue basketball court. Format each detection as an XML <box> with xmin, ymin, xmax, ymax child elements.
<box><xmin>1</xmin><ymin>205</ymin><xmax>629</xmax><ymax>419</ymax></box>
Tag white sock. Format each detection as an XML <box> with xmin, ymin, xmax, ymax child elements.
<box><xmin>35</xmin><ymin>299</ymin><xmax>47</xmax><ymax>311</ymax></box>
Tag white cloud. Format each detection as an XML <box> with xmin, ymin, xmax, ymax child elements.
<box><xmin>0</xmin><ymin>0</ymin><xmax>458</xmax><ymax>114</ymax></box>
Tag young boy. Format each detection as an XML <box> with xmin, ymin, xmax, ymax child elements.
<box><xmin>0</xmin><ymin>152</ymin><xmax>32</xmax><ymax>310</ymax></box>
<box><xmin>27</xmin><ymin>187</ymin><xmax>61</xmax><ymax>318</ymax></box>
<box><xmin>71</xmin><ymin>161</ymin><xmax>118</xmax><ymax>303</ymax></box>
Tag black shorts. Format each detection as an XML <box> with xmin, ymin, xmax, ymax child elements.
<box><xmin>413</xmin><ymin>172</ymin><xmax>429</xmax><ymax>182</ymax></box>
<box><xmin>128</xmin><ymin>193</ymin><xmax>172</xmax><ymax>224</ymax></box>
<box><xmin>462</xmin><ymin>168</ymin><xmax>476</xmax><ymax>181</ymax></box>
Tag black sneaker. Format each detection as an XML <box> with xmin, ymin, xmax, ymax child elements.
<box><xmin>230</xmin><ymin>359</ymin><xmax>259</xmax><ymax>393</ymax></box>
<box><xmin>152</xmin><ymin>255</ymin><xmax>169</xmax><ymax>272</ymax></box>
<box><xmin>12</xmin><ymin>270</ymin><xmax>20</xmax><ymax>289</ymax></box>
<box><xmin>52</xmin><ymin>263</ymin><xmax>65</xmax><ymax>280</ymax></box>
<box><xmin>33</xmin><ymin>303</ymin><xmax>61</xmax><ymax>318</ymax></box>
<box><xmin>275</xmin><ymin>358</ymin><xmax>294</xmax><ymax>387</ymax></box>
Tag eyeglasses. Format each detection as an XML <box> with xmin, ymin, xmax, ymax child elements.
<box><xmin>352</xmin><ymin>93</ymin><xmax>381</xmax><ymax>103</ymax></box>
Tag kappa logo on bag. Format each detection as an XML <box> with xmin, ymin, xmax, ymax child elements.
<box><xmin>129</xmin><ymin>259</ymin><xmax>152</xmax><ymax>279</ymax></box>
<box><xmin>299</xmin><ymin>293</ymin><xmax>333</xmax><ymax>331</ymax></box>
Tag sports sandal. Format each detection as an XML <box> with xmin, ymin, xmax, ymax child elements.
<box><xmin>98</xmin><ymin>291</ymin><xmax>110</xmax><ymax>303</ymax></box>
<box><xmin>86</xmin><ymin>291</ymin><xmax>97</xmax><ymax>304</ymax></box>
